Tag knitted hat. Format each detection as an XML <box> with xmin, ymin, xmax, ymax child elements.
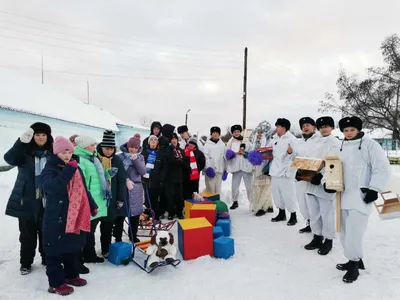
<box><xmin>101</xmin><ymin>130</ymin><xmax>116</xmax><ymax>148</ymax></box>
<box><xmin>75</xmin><ymin>135</ymin><xmax>97</xmax><ymax>149</ymax></box>
<box><xmin>299</xmin><ymin>117</ymin><xmax>316</xmax><ymax>128</ymax></box>
<box><xmin>210</xmin><ymin>126</ymin><xmax>221</xmax><ymax>135</ymax></box>
<box><xmin>339</xmin><ymin>116</ymin><xmax>362</xmax><ymax>132</ymax></box>
<box><xmin>161</xmin><ymin>124</ymin><xmax>175</xmax><ymax>139</ymax></box>
<box><xmin>128</xmin><ymin>134</ymin><xmax>141</xmax><ymax>149</ymax></box>
<box><xmin>188</xmin><ymin>137</ymin><xmax>198</xmax><ymax>148</ymax></box>
<box><xmin>316</xmin><ymin>116</ymin><xmax>335</xmax><ymax>130</ymax></box>
<box><xmin>275</xmin><ymin>118</ymin><xmax>291</xmax><ymax>131</ymax></box>
<box><xmin>148</xmin><ymin>135</ymin><xmax>159</xmax><ymax>143</ymax></box>
<box><xmin>177</xmin><ymin>125</ymin><xmax>189</xmax><ymax>134</ymax></box>
<box><xmin>53</xmin><ymin>136</ymin><xmax>74</xmax><ymax>155</ymax></box>
<box><xmin>30</xmin><ymin>122</ymin><xmax>51</xmax><ymax>136</ymax></box>
<box><xmin>231</xmin><ymin>124</ymin><xmax>242</xmax><ymax>134</ymax></box>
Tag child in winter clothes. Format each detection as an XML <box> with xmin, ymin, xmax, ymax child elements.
<box><xmin>182</xmin><ymin>137</ymin><xmax>206</xmax><ymax>200</ymax></box>
<box><xmin>142</xmin><ymin>121</ymin><xmax>162</xmax><ymax>150</ymax></box>
<box><xmin>41</xmin><ymin>137</ymin><xmax>97</xmax><ymax>296</ymax></box>
<box><xmin>225</xmin><ymin>124</ymin><xmax>253</xmax><ymax>210</ymax></box>
<box><xmin>326</xmin><ymin>116</ymin><xmax>391</xmax><ymax>284</ymax></box>
<box><xmin>74</xmin><ymin>135</ymin><xmax>112</xmax><ymax>264</ymax></box>
<box><xmin>114</xmin><ymin>134</ymin><xmax>147</xmax><ymax>243</ymax></box>
<box><xmin>96</xmin><ymin>130</ymin><xmax>127</xmax><ymax>257</ymax></box>
<box><xmin>162</xmin><ymin>133</ymin><xmax>188</xmax><ymax>220</ymax></box>
<box><xmin>204</xmin><ymin>126</ymin><xmax>227</xmax><ymax>194</ymax></box>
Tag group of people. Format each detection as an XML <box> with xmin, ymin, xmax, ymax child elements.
<box><xmin>2</xmin><ymin>113</ymin><xmax>392</xmax><ymax>295</ymax></box>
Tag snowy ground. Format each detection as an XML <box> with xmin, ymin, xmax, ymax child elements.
<box><xmin>0</xmin><ymin>168</ymin><xmax>400</xmax><ymax>300</ymax></box>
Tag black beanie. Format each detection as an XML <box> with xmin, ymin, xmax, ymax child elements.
<box><xmin>210</xmin><ymin>126</ymin><xmax>221</xmax><ymax>135</ymax></box>
<box><xmin>275</xmin><ymin>118</ymin><xmax>291</xmax><ymax>131</ymax></box>
<box><xmin>339</xmin><ymin>116</ymin><xmax>362</xmax><ymax>132</ymax></box>
<box><xmin>177</xmin><ymin>125</ymin><xmax>189</xmax><ymax>134</ymax></box>
<box><xmin>231</xmin><ymin>124</ymin><xmax>242</xmax><ymax>134</ymax></box>
<box><xmin>161</xmin><ymin>124</ymin><xmax>175</xmax><ymax>139</ymax></box>
<box><xmin>299</xmin><ymin>117</ymin><xmax>315</xmax><ymax>128</ymax></box>
<box><xmin>170</xmin><ymin>133</ymin><xmax>179</xmax><ymax>141</ymax></box>
<box><xmin>316</xmin><ymin>116</ymin><xmax>335</xmax><ymax>130</ymax></box>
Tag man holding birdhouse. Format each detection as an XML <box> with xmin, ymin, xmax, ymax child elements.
<box><xmin>303</xmin><ymin>116</ymin><xmax>341</xmax><ymax>255</ymax></box>
<box><xmin>269</xmin><ymin>118</ymin><xmax>299</xmax><ymax>226</ymax></box>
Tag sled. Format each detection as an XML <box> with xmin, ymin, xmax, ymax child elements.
<box><xmin>374</xmin><ymin>191</ymin><xmax>400</xmax><ymax>220</ymax></box>
<box><xmin>131</xmin><ymin>240</ymin><xmax>181</xmax><ymax>273</ymax></box>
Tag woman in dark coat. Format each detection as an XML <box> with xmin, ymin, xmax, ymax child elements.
<box><xmin>41</xmin><ymin>136</ymin><xmax>97</xmax><ymax>296</ymax></box>
<box><xmin>4</xmin><ymin>122</ymin><xmax>53</xmax><ymax>275</ymax></box>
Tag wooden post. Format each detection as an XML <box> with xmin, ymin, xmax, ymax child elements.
<box><xmin>336</xmin><ymin>192</ymin><xmax>341</xmax><ymax>232</ymax></box>
<box><xmin>242</xmin><ymin>47</ymin><xmax>248</xmax><ymax>129</ymax></box>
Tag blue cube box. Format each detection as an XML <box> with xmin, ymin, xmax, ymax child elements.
<box><xmin>216</xmin><ymin>219</ymin><xmax>231</xmax><ymax>236</ymax></box>
<box><xmin>214</xmin><ymin>236</ymin><xmax>234</xmax><ymax>259</ymax></box>
<box><xmin>213</xmin><ymin>226</ymin><xmax>224</xmax><ymax>239</ymax></box>
<box><xmin>108</xmin><ymin>242</ymin><xmax>132</xmax><ymax>265</ymax></box>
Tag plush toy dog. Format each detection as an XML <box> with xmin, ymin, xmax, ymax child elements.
<box><xmin>146</xmin><ymin>231</ymin><xmax>177</xmax><ymax>268</ymax></box>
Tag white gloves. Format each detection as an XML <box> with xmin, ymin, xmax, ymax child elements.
<box><xmin>131</xmin><ymin>153</ymin><xmax>138</xmax><ymax>161</ymax></box>
<box><xmin>20</xmin><ymin>128</ymin><xmax>34</xmax><ymax>143</ymax></box>
<box><xmin>126</xmin><ymin>179</ymin><xmax>135</xmax><ymax>191</ymax></box>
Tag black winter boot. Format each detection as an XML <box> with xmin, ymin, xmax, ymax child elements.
<box><xmin>336</xmin><ymin>259</ymin><xmax>365</xmax><ymax>271</ymax></box>
<box><xmin>287</xmin><ymin>212</ymin><xmax>297</xmax><ymax>226</ymax></box>
<box><xmin>304</xmin><ymin>234</ymin><xmax>323</xmax><ymax>250</ymax></box>
<box><xmin>318</xmin><ymin>239</ymin><xmax>332</xmax><ymax>255</ymax></box>
<box><xmin>299</xmin><ymin>220</ymin><xmax>311</xmax><ymax>233</ymax></box>
<box><xmin>230</xmin><ymin>201</ymin><xmax>239</xmax><ymax>210</ymax></box>
<box><xmin>342</xmin><ymin>260</ymin><xmax>360</xmax><ymax>283</ymax></box>
<box><xmin>20</xmin><ymin>265</ymin><xmax>31</xmax><ymax>275</ymax></box>
<box><xmin>255</xmin><ymin>210</ymin><xmax>266</xmax><ymax>217</ymax></box>
<box><xmin>271</xmin><ymin>209</ymin><xmax>286</xmax><ymax>222</ymax></box>
<box><xmin>267</xmin><ymin>207</ymin><xmax>274</xmax><ymax>213</ymax></box>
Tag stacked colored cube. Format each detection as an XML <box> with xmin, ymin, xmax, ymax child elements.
<box><xmin>214</xmin><ymin>236</ymin><xmax>235</xmax><ymax>259</ymax></box>
<box><xmin>190</xmin><ymin>204</ymin><xmax>217</xmax><ymax>226</ymax></box>
<box><xmin>178</xmin><ymin>218</ymin><xmax>213</xmax><ymax>260</ymax></box>
<box><xmin>213</xmin><ymin>226</ymin><xmax>224</xmax><ymax>239</ymax></box>
<box><xmin>184</xmin><ymin>199</ymin><xmax>213</xmax><ymax>219</ymax></box>
<box><xmin>216</xmin><ymin>219</ymin><xmax>231</xmax><ymax>236</ymax></box>
<box><xmin>201</xmin><ymin>192</ymin><xmax>220</xmax><ymax>201</ymax></box>
<box><xmin>108</xmin><ymin>242</ymin><xmax>132</xmax><ymax>265</ymax></box>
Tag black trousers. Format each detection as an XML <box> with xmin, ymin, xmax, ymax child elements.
<box><xmin>159</xmin><ymin>190</ymin><xmax>168</xmax><ymax>215</ymax></box>
<box><xmin>113</xmin><ymin>216</ymin><xmax>140</xmax><ymax>242</ymax></box>
<box><xmin>46</xmin><ymin>252</ymin><xmax>79</xmax><ymax>288</ymax></box>
<box><xmin>165</xmin><ymin>183</ymin><xmax>183</xmax><ymax>217</ymax></box>
<box><xmin>144</xmin><ymin>187</ymin><xmax>161</xmax><ymax>220</ymax></box>
<box><xmin>82</xmin><ymin>218</ymin><xmax>114</xmax><ymax>257</ymax></box>
<box><xmin>19</xmin><ymin>207</ymin><xmax>44</xmax><ymax>267</ymax></box>
<box><xmin>182</xmin><ymin>179</ymin><xmax>200</xmax><ymax>200</ymax></box>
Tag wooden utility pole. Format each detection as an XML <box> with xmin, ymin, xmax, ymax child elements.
<box><xmin>87</xmin><ymin>80</ymin><xmax>90</xmax><ymax>104</ymax></box>
<box><xmin>243</xmin><ymin>47</ymin><xmax>248</xmax><ymax>129</ymax></box>
<box><xmin>41</xmin><ymin>49</ymin><xmax>44</xmax><ymax>84</ymax></box>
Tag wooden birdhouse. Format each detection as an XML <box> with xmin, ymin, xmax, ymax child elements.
<box><xmin>374</xmin><ymin>192</ymin><xmax>400</xmax><ymax>220</ymax></box>
<box><xmin>291</xmin><ymin>157</ymin><xmax>324</xmax><ymax>182</ymax></box>
<box><xmin>324</xmin><ymin>156</ymin><xmax>344</xmax><ymax>192</ymax></box>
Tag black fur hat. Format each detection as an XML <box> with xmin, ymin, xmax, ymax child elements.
<box><xmin>275</xmin><ymin>118</ymin><xmax>291</xmax><ymax>131</ymax></box>
<box><xmin>210</xmin><ymin>126</ymin><xmax>221</xmax><ymax>135</ymax></box>
<box><xmin>316</xmin><ymin>116</ymin><xmax>335</xmax><ymax>130</ymax></box>
<box><xmin>29</xmin><ymin>122</ymin><xmax>53</xmax><ymax>150</ymax></box>
<box><xmin>177</xmin><ymin>125</ymin><xmax>189</xmax><ymax>134</ymax></box>
<box><xmin>231</xmin><ymin>124</ymin><xmax>242</xmax><ymax>134</ymax></box>
<box><xmin>299</xmin><ymin>117</ymin><xmax>315</xmax><ymax>128</ymax></box>
<box><xmin>339</xmin><ymin>116</ymin><xmax>362</xmax><ymax>132</ymax></box>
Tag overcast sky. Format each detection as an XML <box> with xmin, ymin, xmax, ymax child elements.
<box><xmin>0</xmin><ymin>0</ymin><xmax>399</xmax><ymax>135</ymax></box>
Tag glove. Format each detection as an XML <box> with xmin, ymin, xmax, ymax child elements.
<box><xmin>20</xmin><ymin>128</ymin><xmax>34</xmax><ymax>143</ymax></box>
<box><xmin>323</xmin><ymin>183</ymin><xmax>336</xmax><ymax>194</ymax></box>
<box><xmin>364</xmin><ymin>189</ymin><xmax>378</xmax><ymax>203</ymax></box>
<box><xmin>68</xmin><ymin>160</ymin><xmax>79</xmax><ymax>169</ymax></box>
<box><xmin>222</xmin><ymin>171</ymin><xmax>228</xmax><ymax>181</ymax></box>
<box><xmin>205</xmin><ymin>167</ymin><xmax>216</xmax><ymax>178</ymax></box>
<box><xmin>126</xmin><ymin>179</ymin><xmax>135</xmax><ymax>191</ymax></box>
<box><xmin>91</xmin><ymin>209</ymin><xmax>98</xmax><ymax>217</ymax></box>
<box><xmin>295</xmin><ymin>170</ymin><xmax>302</xmax><ymax>181</ymax></box>
<box><xmin>225</xmin><ymin>149</ymin><xmax>236</xmax><ymax>160</ymax></box>
<box><xmin>131</xmin><ymin>153</ymin><xmax>138</xmax><ymax>161</ymax></box>
<box><xmin>243</xmin><ymin>152</ymin><xmax>249</xmax><ymax>159</ymax></box>
<box><xmin>117</xmin><ymin>201</ymin><xmax>124</xmax><ymax>209</ymax></box>
<box><xmin>107</xmin><ymin>167</ymin><xmax>118</xmax><ymax>178</ymax></box>
<box><xmin>310</xmin><ymin>173</ymin><xmax>323</xmax><ymax>186</ymax></box>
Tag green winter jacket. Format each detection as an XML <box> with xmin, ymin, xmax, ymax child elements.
<box><xmin>74</xmin><ymin>146</ymin><xmax>107</xmax><ymax>220</ymax></box>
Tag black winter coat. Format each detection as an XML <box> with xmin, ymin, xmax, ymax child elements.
<box><xmin>4</xmin><ymin>139</ymin><xmax>52</xmax><ymax>221</ymax></box>
<box><xmin>141</xmin><ymin>146</ymin><xmax>165</xmax><ymax>189</ymax></box>
<box><xmin>161</xmin><ymin>145</ymin><xmax>189</xmax><ymax>184</ymax></box>
<box><xmin>40</xmin><ymin>154</ymin><xmax>97</xmax><ymax>256</ymax></box>
<box><xmin>183</xmin><ymin>148</ymin><xmax>206</xmax><ymax>182</ymax></box>
<box><xmin>96</xmin><ymin>145</ymin><xmax>127</xmax><ymax>221</ymax></box>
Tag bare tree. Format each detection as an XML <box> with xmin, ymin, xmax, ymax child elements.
<box><xmin>140</xmin><ymin>116</ymin><xmax>153</xmax><ymax>128</ymax></box>
<box><xmin>319</xmin><ymin>34</ymin><xmax>400</xmax><ymax>139</ymax></box>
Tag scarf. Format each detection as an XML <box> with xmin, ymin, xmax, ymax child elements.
<box><xmin>184</xmin><ymin>148</ymin><xmax>199</xmax><ymax>181</ymax></box>
<box><xmin>173</xmin><ymin>146</ymin><xmax>183</xmax><ymax>160</ymax></box>
<box><xmin>98</xmin><ymin>153</ymin><xmax>112</xmax><ymax>186</ymax></box>
<box><xmin>34</xmin><ymin>149</ymin><xmax>47</xmax><ymax>200</ymax></box>
<box><xmin>210</xmin><ymin>138</ymin><xmax>219</xmax><ymax>144</ymax></box>
<box><xmin>65</xmin><ymin>168</ymin><xmax>91</xmax><ymax>234</ymax></box>
<box><xmin>145</xmin><ymin>148</ymin><xmax>158</xmax><ymax>177</ymax></box>
<box><xmin>122</xmin><ymin>152</ymin><xmax>134</xmax><ymax>170</ymax></box>
<box><xmin>233</xmin><ymin>135</ymin><xmax>244</xmax><ymax>141</ymax></box>
<box><xmin>302</xmin><ymin>133</ymin><xmax>314</xmax><ymax>141</ymax></box>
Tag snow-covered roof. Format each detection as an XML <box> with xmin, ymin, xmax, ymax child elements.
<box><xmin>363</xmin><ymin>128</ymin><xmax>392</xmax><ymax>139</ymax></box>
<box><xmin>115</xmin><ymin>119</ymin><xmax>150</xmax><ymax>131</ymax></box>
<box><xmin>0</xmin><ymin>69</ymin><xmax>119</xmax><ymax>131</ymax></box>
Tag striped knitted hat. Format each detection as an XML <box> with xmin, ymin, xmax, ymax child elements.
<box><xmin>101</xmin><ymin>130</ymin><xmax>116</xmax><ymax>148</ymax></box>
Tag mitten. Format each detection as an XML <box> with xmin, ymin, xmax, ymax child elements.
<box><xmin>68</xmin><ymin>160</ymin><xmax>78</xmax><ymax>169</ymax></box>
<box><xmin>222</xmin><ymin>171</ymin><xmax>228</xmax><ymax>181</ymax></box>
<box><xmin>364</xmin><ymin>189</ymin><xmax>378</xmax><ymax>203</ymax></box>
<box><xmin>91</xmin><ymin>209</ymin><xmax>98</xmax><ymax>217</ymax></box>
<box><xmin>295</xmin><ymin>170</ymin><xmax>302</xmax><ymax>181</ymax></box>
<box><xmin>107</xmin><ymin>167</ymin><xmax>118</xmax><ymax>178</ymax></box>
<box><xmin>310</xmin><ymin>173</ymin><xmax>323</xmax><ymax>186</ymax></box>
<box><xmin>131</xmin><ymin>153</ymin><xmax>138</xmax><ymax>161</ymax></box>
<box><xmin>20</xmin><ymin>128</ymin><xmax>34</xmax><ymax>143</ymax></box>
<box><xmin>205</xmin><ymin>167</ymin><xmax>216</xmax><ymax>178</ymax></box>
<box><xmin>126</xmin><ymin>179</ymin><xmax>135</xmax><ymax>191</ymax></box>
<box><xmin>225</xmin><ymin>149</ymin><xmax>236</xmax><ymax>160</ymax></box>
<box><xmin>117</xmin><ymin>201</ymin><xmax>124</xmax><ymax>209</ymax></box>
<box><xmin>323</xmin><ymin>183</ymin><xmax>336</xmax><ymax>194</ymax></box>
